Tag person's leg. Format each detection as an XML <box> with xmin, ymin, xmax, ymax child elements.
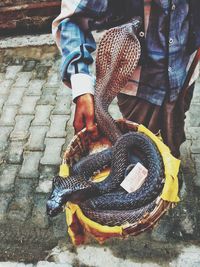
<box><xmin>117</xmin><ymin>84</ymin><xmax>195</xmax><ymax>158</ymax></box>
<box><xmin>161</xmin><ymin>83</ymin><xmax>195</xmax><ymax>158</ymax></box>
<box><xmin>161</xmin><ymin>100</ymin><xmax>181</xmax><ymax>158</ymax></box>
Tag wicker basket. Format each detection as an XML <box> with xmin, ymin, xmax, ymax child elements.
<box><xmin>62</xmin><ymin>119</ymin><xmax>179</xmax><ymax>245</ymax></box>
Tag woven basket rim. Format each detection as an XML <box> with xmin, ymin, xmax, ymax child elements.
<box><xmin>63</xmin><ymin>118</ymin><xmax>173</xmax><ymax>236</ymax></box>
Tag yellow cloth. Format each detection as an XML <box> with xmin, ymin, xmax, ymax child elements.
<box><xmin>66</xmin><ymin>203</ymin><xmax>123</xmax><ymax>246</ymax></box>
<box><xmin>59</xmin><ymin>163</ymin><xmax>70</xmax><ymax>178</ymax></box>
<box><xmin>138</xmin><ymin>125</ymin><xmax>180</xmax><ymax>202</ymax></box>
<box><xmin>92</xmin><ymin>168</ymin><xmax>110</xmax><ymax>182</ymax></box>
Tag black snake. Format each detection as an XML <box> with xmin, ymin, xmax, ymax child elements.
<box><xmin>46</xmin><ymin>18</ymin><xmax>164</xmax><ymax>226</ymax></box>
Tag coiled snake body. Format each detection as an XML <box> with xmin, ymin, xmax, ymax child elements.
<box><xmin>47</xmin><ymin>18</ymin><xmax>164</xmax><ymax>226</ymax></box>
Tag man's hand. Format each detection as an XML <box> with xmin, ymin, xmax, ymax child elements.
<box><xmin>73</xmin><ymin>93</ymin><xmax>98</xmax><ymax>139</ymax></box>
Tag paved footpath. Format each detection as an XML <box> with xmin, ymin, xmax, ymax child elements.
<box><xmin>0</xmin><ymin>34</ymin><xmax>200</xmax><ymax>266</ymax></box>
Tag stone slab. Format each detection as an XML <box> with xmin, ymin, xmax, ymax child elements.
<box><xmin>0</xmin><ymin>165</ymin><xmax>18</xmax><ymax>192</ymax></box>
<box><xmin>10</xmin><ymin>115</ymin><xmax>33</xmax><ymax>141</ymax></box>
<box><xmin>8</xmin><ymin>179</ymin><xmax>35</xmax><ymax>221</ymax></box>
<box><xmin>5</xmin><ymin>65</ymin><xmax>22</xmax><ymax>80</ymax></box>
<box><xmin>40</xmin><ymin>138</ymin><xmax>65</xmax><ymax>165</ymax></box>
<box><xmin>0</xmin><ymin>79</ymin><xmax>13</xmax><ymax>95</ymax></box>
<box><xmin>14</xmin><ymin>72</ymin><xmax>32</xmax><ymax>87</ymax></box>
<box><xmin>46</xmin><ymin>71</ymin><xmax>60</xmax><ymax>87</ymax></box>
<box><xmin>25</xmin><ymin>79</ymin><xmax>45</xmax><ymax>96</ymax></box>
<box><xmin>0</xmin><ymin>34</ymin><xmax>54</xmax><ymax>48</ymax></box>
<box><xmin>47</xmin><ymin>115</ymin><xmax>68</xmax><ymax>138</ymax></box>
<box><xmin>0</xmin><ymin>105</ymin><xmax>18</xmax><ymax>126</ymax></box>
<box><xmin>56</xmin><ymin>84</ymin><xmax>71</xmax><ymax>96</ymax></box>
<box><xmin>19</xmin><ymin>152</ymin><xmax>43</xmax><ymax>179</ymax></box>
<box><xmin>0</xmin><ymin>193</ymin><xmax>13</xmax><ymax>222</ymax></box>
<box><xmin>6</xmin><ymin>86</ymin><xmax>26</xmax><ymax>106</ymax></box>
<box><xmin>24</xmin><ymin>126</ymin><xmax>48</xmax><ymax>151</ymax></box>
<box><xmin>31</xmin><ymin>194</ymin><xmax>49</xmax><ymax>228</ymax></box>
<box><xmin>52</xmin><ymin>96</ymin><xmax>71</xmax><ymax>115</ymax></box>
<box><xmin>0</xmin><ymin>95</ymin><xmax>7</xmax><ymax>113</ymax></box>
<box><xmin>7</xmin><ymin>141</ymin><xmax>24</xmax><ymax>164</ymax></box>
<box><xmin>36</xmin><ymin>179</ymin><xmax>52</xmax><ymax>194</ymax></box>
<box><xmin>19</xmin><ymin>96</ymin><xmax>40</xmax><ymax>115</ymax></box>
<box><xmin>0</xmin><ymin>127</ymin><xmax>13</xmax><ymax>150</ymax></box>
<box><xmin>37</xmin><ymin>94</ymin><xmax>56</xmax><ymax>105</ymax></box>
<box><xmin>32</xmin><ymin>105</ymin><xmax>53</xmax><ymax>126</ymax></box>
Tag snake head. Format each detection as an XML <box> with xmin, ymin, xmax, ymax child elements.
<box><xmin>127</xmin><ymin>17</ymin><xmax>142</xmax><ymax>36</ymax></box>
<box><xmin>46</xmin><ymin>175</ymin><xmax>95</xmax><ymax>217</ymax></box>
<box><xmin>46</xmin><ymin>178</ymin><xmax>74</xmax><ymax>217</ymax></box>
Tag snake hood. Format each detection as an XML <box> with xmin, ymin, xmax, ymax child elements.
<box><xmin>94</xmin><ymin>17</ymin><xmax>142</xmax><ymax>144</ymax></box>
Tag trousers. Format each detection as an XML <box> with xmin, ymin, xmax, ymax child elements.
<box><xmin>117</xmin><ymin>84</ymin><xmax>195</xmax><ymax>158</ymax></box>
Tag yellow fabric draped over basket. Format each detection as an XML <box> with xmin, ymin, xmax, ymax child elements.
<box><xmin>63</xmin><ymin>124</ymin><xmax>180</xmax><ymax>246</ymax></box>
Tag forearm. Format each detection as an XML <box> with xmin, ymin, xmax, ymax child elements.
<box><xmin>55</xmin><ymin>17</ymin><xmax>97</xmax><ymax>132</ymax></box>
<box><xmin>59</xmin><ymin>18</ymin><xmax>96</xmax><ymax>101</ymax></box>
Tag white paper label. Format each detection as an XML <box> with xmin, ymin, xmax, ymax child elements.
<box><xmin>120</xmin><ymin>163</ymin><xmax>148</xmax><ymax>193</ymax></box>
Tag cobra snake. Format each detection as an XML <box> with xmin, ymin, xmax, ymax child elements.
<box><xmin>46</xmin><ymin>18</ymin><xmax>164</xmax><ymax>226</ymax></box>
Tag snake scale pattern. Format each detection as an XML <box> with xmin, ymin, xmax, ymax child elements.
<box><xmin>46</xmin><ymin>18</ymin><xmax>165</xmax><ymax>226</ymax></box>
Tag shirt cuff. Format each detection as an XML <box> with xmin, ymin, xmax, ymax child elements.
<box><xmin>71</xmin><ymin>73</ymin><xmax>95</xmax><ymax>102</ymax></box>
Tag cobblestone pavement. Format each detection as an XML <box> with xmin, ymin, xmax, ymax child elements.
<box><xmin>0</xmin><ymin>35</ymin><xmax>200</xmax><ymax>265</ymax></box>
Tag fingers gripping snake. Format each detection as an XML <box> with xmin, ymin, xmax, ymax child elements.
<box><xmin>47</xmin><ymin>18</ymin><xmax>164</xmax><ymax>226</ymax></box>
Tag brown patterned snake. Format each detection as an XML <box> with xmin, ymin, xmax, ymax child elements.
<box><xmin>46</xmin><ymin>18</ymin><xmax>164</xmax><ymax>226</ymax></box>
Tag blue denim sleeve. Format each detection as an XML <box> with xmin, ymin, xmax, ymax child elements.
<box><xmin>59</xmin><ymin>18</ymin><xmax>96</xmax><ymax>84</ymax></box>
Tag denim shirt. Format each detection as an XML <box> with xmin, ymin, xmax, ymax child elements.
<box><xmin>137</xmin><ymin>0</ymin><xmax>190</xmax><ymax>104</ymax></box>
<box><xmin>54</xmin><ymin>0</ymin><xmax>199</xmax><ymax>105</ymax></box>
